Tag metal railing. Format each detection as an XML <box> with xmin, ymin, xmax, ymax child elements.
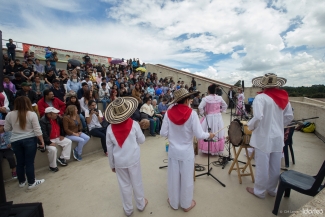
<box><xmin>2</xmin><ymin>39</ymin><xmax>23</xmax><ymax>50</ymax></box>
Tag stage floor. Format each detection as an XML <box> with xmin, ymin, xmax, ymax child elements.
<box><xmin>4</xmin><ymin>110</ymin><xmax>325</xmax><ymax>217</ymax></box>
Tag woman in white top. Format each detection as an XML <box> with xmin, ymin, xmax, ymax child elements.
<box><xmin>4</xmin><ymin>96</ymin><xmax>45</xmax><ymax>189</ymax></box>
<box><xmin>140</xmin><ymin>97</ymin><xmax>160</xmax><ymax>136</ymax></box>
<box><xmin>79</xmin><ymin>89</ymin><xmax>97</xmax><ymax>113</ymax></box>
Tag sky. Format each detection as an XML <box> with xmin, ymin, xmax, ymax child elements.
<box><xmin>1</xmin><ymin>0</ymin><xmax>325</xmax><ymax>87</ymax></box>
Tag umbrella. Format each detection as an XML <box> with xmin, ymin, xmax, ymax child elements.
<box><xmin>110</xmin><ymin>59</ymin><xmax>123</xmax><ymax>65</ymax></box>
<box><xmin>68</xmin><ymin>59</ymin><xmax>81</xmax><ymax>67</ymax></box>
<box><xmin>136</xmin><ymin>67</ymin><xmax>147</xmax><ymax>72</ymax></box>
<box><xmin>120</xmin><ymin>62</ymin><xmax>127</xmax><ymax>66</ymax></box>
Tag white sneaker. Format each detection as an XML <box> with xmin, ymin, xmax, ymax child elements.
<box><xmin>19</xmin><ymin>181</ymin><xmax>27</xmax><ymax>188</ymax></box>
<box><xmin>28</xmin><ymin>179</ymin><xmax>45</xmax><ymax>189</ymax></box>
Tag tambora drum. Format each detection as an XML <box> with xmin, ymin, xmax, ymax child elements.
<box><xmin>241</xmin><ymin>121</ymin><xmax>252</xmax><ymax>145</ymax></box>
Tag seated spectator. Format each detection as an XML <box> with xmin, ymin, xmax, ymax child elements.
<box><xmin>44</xmin><ymin>60</ymin><xmax>55</xmax><ymax>74</ymax></box>
<box><xmin>147</xmin><ymin>84</ymin><xmax>155</xmax><ymax>96</ymax></box>
<box><xmin>38</xmin><ymin>89</ymin><xmax>66</xmax><ymax>118</ymax></box>
<box><xmin>40</xmin><ymin>107</ymin><xmax>72</xmax><ymax>172</ymax></box>
<box><xmin>99</xmin><ymin>83</ymin><xmax>110</xmax><ymax>111</ymax></box>
<box><xmin>20</xmin><ymin>61</ymin><xmax>35</xmax><ymax>83</ymax></box>
<box><xmin>67</xmin><ymin>74</ymin><xmax>81</xmax><ymax>93</ymax></box>
<box><xmin>110</xmin><ymin>89</ymin><xmax>118</xmax><ymax>102</ymax></box>
<box><xmin>119</xmin><ymin>83</ymin><xmax>128</xmax><ymax>97</ymax></box>
<box><xmin>80</xmin><ymin>90</ymin><xmax>96</xmax><ymax>113</ymax></box>
<box><xmin>14</xmin><ymin>59</ymin><xmax>22</xmax><ymax>71</ymax></box>
<box><xmin>0</xmin><ymin>120</ymin><xmax>17</xmax><ymax>179</ymax></box>
<box><xmin>82</xmin><ymin>75</ymin><xmax>93</xmax><ymax>90</ymax></box>
<box><xmin>132</xmin><ymin>83</ymin><xmax>142</xmax><ymax>103</ymax></box>
<box><xmin>50</xmin><ymin>79</ymin><xmax>65</xmax><ymax>102</ymax></box>
<box><xmin>5</xmin><ymin>60</ymin><xmax>19</xmax><ymax>79</ymax></box>
<box><xmin>140</xmin><ymin>98</ymin><xmax>160</xmax><ymax>137</ymax></box>
<box><xmin>66</xmin><ymin>93</ymin><xmax>87</xmax><ymax>131</ymax></box>
<box><xmin>59</xmin><ymin>70</ymin><xmax>69</xmax><ymax>93</ymax></box>
<box><xmin>158</xmin><ymin>97</ymin><xmax>168</xmax><ymax>116</ymax></box>
<box><xmin>33</xmin><ymin>59</ymin><xmax>44</xmax><ymax>79</ymax></box>
<box><xmin>66</xmin><ymin>62</ymin><xmax>74</xmax><ymax>71</ymax></box>
<box><xmin>77</xmin><ymin>82</ymin><xmax>88</xmax><ymax>100</ymax></box>
<box><xmin>85</xmin><ymin>100</ymin><xmax>107</xmax><ymax>156</ymax></box>
<box><xmin>100</xmin><ymin>77</ymin><xmax>107</xmax><ymax>87</ymax></box>
<box><xmin>96</xmin><ymin>72</ymin><xmax>103</xmax><ymax>85</ymax></box>
<box><xmin>15</xmin><ymin>82</ymin><xmax>40</xmax><ymax>118</ymax></box>
<box><xmin>63</xmin><ymin>105</ymin><xmax>90</xmax><ymax>161</ymax></box>
<box><xmin>12</xmin><ymin>73</ymin><xmax>23</xmax><ymax>91</ymax></box>
<box><xmin>92</xmin><ymin>82</ymin><xmax>99</xmax><ymax>101</ymax></box>
<box><xmin>3</xmin><ymin>76</ymin><xmax>16</xmax><ymax>94</ymax></box>
<box><xmin>44</xmin><ymin>69</ymin><xmax>56</xmax><ymax>89</ymax></box>
<box><xmin>32</xmin><ymin>75</ymin><xmax>45</xmax><ymax>101</ymax></box>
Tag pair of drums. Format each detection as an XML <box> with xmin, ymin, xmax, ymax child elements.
<box><xmin>228</xmin><ymin>119</ymin><xmax>252</xmax><ymax>146</ymax></box>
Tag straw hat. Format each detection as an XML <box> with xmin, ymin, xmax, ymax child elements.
<box><xmin>168</xmin><ymin>88</ymin><xmax>198</xmax><ymax>105</ymax></box>
<box><xmin>252</xmin><ymin>73</ymin><xmax>286</xmax><ymax>88</ymax></box>
<box><xmin>105</xmin><ymin>97</ymin><xmax>138</xmax><ymax>124</ymax></box>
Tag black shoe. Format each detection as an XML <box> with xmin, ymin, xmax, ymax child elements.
<box><xmin>150</xmin><ymin>133</ymin><xmax>156</xmax><ymax>137</ymax></box>
<box><xmin>49</xmin><ymin>166</ymin><xmax>59</xmax><ymax>172</ymax></box>
<box><xmin>57</xmin><ymin>158</ymin><xmax>67</xmax><ymax>166</ymax></box>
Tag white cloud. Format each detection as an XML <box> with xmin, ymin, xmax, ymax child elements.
<box><xmin>0</xmin><ymin>0</ymin><xmax>324</xmax><ymax>86</ymax></box>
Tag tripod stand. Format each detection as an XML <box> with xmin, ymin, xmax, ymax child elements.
<box><xmin>195</xmin><ymin>117</ymin><xmax>226</xmax><ymax>187</ymax></box>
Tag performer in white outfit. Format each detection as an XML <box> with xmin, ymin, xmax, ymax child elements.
<box><xmin>246</xmin><ymin>73</ymin><xmax>294</xmax><ymax>198</ymax></box>
<box><xmin>198</xmin><ymin>84</ymin><xmax>227</xmax><ymax>155</ymax></box>
<box><xmin>105</xmin><ymin>97</ymin><xmax>148</xmax><ymax>216</ymax></box>
<box><xmin>160</xmin><ymin>88</ymin><xmax>215</xmax><ymax>212</ymax></box>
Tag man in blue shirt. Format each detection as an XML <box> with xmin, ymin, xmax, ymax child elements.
<box><xmin>158</xmin><ymin>98</ymin><xmax>168</xmax><ymax>116</ymax></box>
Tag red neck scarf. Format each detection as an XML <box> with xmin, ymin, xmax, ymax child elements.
<box><xmin>111</xmin><ymin>118</ymin><xmax>133</xmax><ymax>148</ymax></box>
<box><xmin>168</xmin><ymin>104</ymin><xmax>192</xmax><ymax>125</ymax></box>
<box><xmin>262</xmin><ymin>88</ymin><xmax>289</xmax><ymax>110</ymax></box>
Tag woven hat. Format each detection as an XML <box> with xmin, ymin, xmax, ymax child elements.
<box><xmin>168</xmin><ymin>88</ymin><xmax>198</xmax><ymax>105</ymax></box>
<box><xmin>252</xmin><ymin>73</ymin><xmax>286</xmax><ymax>88</ymax></box>
<box><xmin>105</xmin><ymin>97</ymin><xmax>138</xmax><ymax>124</ymax></box>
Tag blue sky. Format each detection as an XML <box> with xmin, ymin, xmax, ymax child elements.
<box><xmin>1</xmin><ymin>0</ymin><xmax>325</xmax><ymax>86</ymax></box>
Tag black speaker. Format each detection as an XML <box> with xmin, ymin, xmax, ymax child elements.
<box><xmin>0</xmin><ymin>202</ymin><xmax>44</xmax><ymax>217</ymax></box>
<box><xmin>242</xmin><ymin>80</ymin><xmax>245</xmax><ymax>91</ymax></box>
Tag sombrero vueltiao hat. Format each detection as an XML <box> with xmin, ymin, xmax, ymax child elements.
<box><xmin>252</xmin><ymin>73</ymin><xmax>287</xmax><ymax>88</ymax></box>
<box><xmin>168</xmin><ymin>88</ymin><xmax>199</xmax><ymax>105</ymax></box>
<box><xmin>105</xmin><ymin>97</ymin><xmax>138</xmax><ymax>124</ymax></box>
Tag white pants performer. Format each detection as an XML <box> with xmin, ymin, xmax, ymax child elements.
<box><xmin>168</xmin><ymin>157</ymin><xmax>194</xmax><ymax>209</ymax></box>
<box><xmin>115</xmin><ymin>161</ymin><xmax>146</xmax><ymax>215</ymax></box>
<box><xmin>254</xmin><ymin>148</ymin><xmax>282</xmax><ymax>198</ymax></box>
<box><xmin>47</xmin><ymin>137</ymin><xmax>72</xmax><ymax>168</ymax></box>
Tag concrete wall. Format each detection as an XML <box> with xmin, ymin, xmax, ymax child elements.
<box><xmin>290</xmin><ymin>99</ymin><xmax>325</xmax><ymax>142</ymax></box>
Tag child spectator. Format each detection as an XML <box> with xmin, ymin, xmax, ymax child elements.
<box><xmin>0</xmin><ymin>120</ymin><xmax>17</xmax><ymax>179</ymax></box>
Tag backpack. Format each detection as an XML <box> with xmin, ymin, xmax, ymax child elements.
<box><xmin>301</xmin><ymin>121</ymin><xmax>316</xmax><ymax>133</ymax></box>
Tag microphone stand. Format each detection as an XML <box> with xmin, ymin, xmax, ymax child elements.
<box><xmin>195</xmin><ymin>117</ymin><xmax>226</xmax><ymax>187</ymax></box>
<box><xmin>219</xmin><ymin>86</ymin><xmax>248</xmax><ymax>169</ymax></box>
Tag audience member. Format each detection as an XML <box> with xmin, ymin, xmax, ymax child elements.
<box><xmin>77</xmin><ymin>82</ymin><xmax>88</xmax><ymax>100</ymax></box>
<box><xmin>85</xmin><ymin>100</ymin><xmax>107</xmax><ymax>156</ymax></box>
<box><xmin>40</xmin><ymin>107</ymin><xmax>72</xmax><ymax>172</ymax></box>
<box><xmin>0</xmin><ymin>120</ymin><xmax>17</xmax><ymax>179</ymax></box>
<box><xmin>32</xmin><ymin>75</ymin><xmax>46</xmax><ymax>100</ymax></box>
<box><xmin>63</xmin><ymin>105</ymin><xmax>90</xmax><ymax>161</ymax></box>
<box><xmin>80</xmin><ymin>90</ymin><xmax>96</xmax><ymax>113</ymax></box>
<box><xmin>12</xmin><ymin>73</ymin><xmax>23</xmax><ymax>91</ymax></box>
<box><xmin>99</xmin><ymin>83</ymin><xmax>110</xmax><ymax>111</ymax></box>
<box><xmin>158</xmin><ymin>98</ymin><xmax>168</xmax><ymax>116</ymax></box>
<box><xmin>3</xmin><ymin>76</ymin><xmax>16</xmax><ymax>94</ymax></box>
<box><xmin>37</xmin><ymin>89</ymin><xmax>66</xmax><ymax>117</ymax></box>
<box><xmin>132</xmin><ymin>83</ymin><xmax>142</xmax><ymax>103</ymax></box>
<box><xmin>50</xmin><ymin>79</ymin><xmax>65</xmax><ymax>102</ymax></box>
<box><xmin>33</xmin><ymin>59</ymin><xmax>44</xmax><ymax>79</ymax></box>
<box><xmin>4</xmin><ymin>96</ymin><xmax>45</xmax><ymax>189</ymax></box>
<box><xmin>21</xmin><ymin>61</ymin><xmax>35</xmax><ymax>83</ymax></box>
<box><xmin>5</xmin><ymin>60</ymin><xmax>19</xmax><ymax>79</ymax></box>
<box><xmin>66</xmin><ymin>74</ymin><xmax>81</xmax><ymax>93</ymax></box>
<box><xmin>140</xmin><ymin>98</ymin><xmax>160</xmax><ymax>137</ymax></box>
<box><xmin>44</xmin><ymin>60</ymin><xmax>55</xmax><ymax>74</ymax></box>
<box><xmin>66</xmin><ymin>93</ymin><xmax>87</xmax><ymax>131</ymax></box>
<box><xmin>6</xmin><ymin>39</ymin><xmax>16</xmax><ymax>60</ymax></box>
<box><xmin>44</xmin><ymin>69</ymin><xmax>56</xmax><ymax>89</ymax></box>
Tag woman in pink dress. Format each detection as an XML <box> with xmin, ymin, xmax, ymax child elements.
<box><xmin>198</xmin><ymin>84</ymin><xmax>227</xmax><ymax>155</ymax></box>
<box><xmin>236</xmin><ymin>88</ymin><xmax>246</xmax><ymax>116</ymax></box>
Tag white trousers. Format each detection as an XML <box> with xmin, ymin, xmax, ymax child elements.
<box><xmin>168</xmin><ymin>157</ymin><xmax>194</xmax><ymax>209</ymax></box>
<box><xmin>253</xmin><ymin>148</ymin><xmax>282</xmax><ymax>198</ymax></box>
<box><xmin>115</xmin><ymin>161</ymin><xmax>145</xmax><ymax>215</ymax></box>
<box><xmin>47</xmin><ymin>137</ymin><xmax>72</xmax><ymax>168</ymax></box>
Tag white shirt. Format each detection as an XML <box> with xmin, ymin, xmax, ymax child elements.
<box><xmin>106</xmin><ymin>120</ymin><xmax>145</xmax><ymax>168</ymax></box>
<box><xmin>247</xmin><ymin>93</ymin><xmax>294</xmax><ymax>153</ymax></box>
<box><xmin>160</xmin><ymin>109</ymin><xmax>210</xmax><ymax>160</ymax></box>
<box><xmin>85</xmin><ymin>110</ymin><xmax>103</xmax><ymax>131</ymax></box>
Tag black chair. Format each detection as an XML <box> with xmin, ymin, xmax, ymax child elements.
<box><xmin>283</xmin><ymin>125</ymin><xmax>296</xmax><ymax>168</ymax></box>
<box><xmin>272</xmin><ymin>160</ymin><xmax>325</xmax><ymax>215</ymax></box>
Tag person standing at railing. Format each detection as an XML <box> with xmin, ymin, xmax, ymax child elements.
<box><xmin>6</xmin><ymin>39</ymin><xmax>16</xmax><ymax>61</ymax></box>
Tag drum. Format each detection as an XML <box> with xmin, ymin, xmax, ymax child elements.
<box><xmin>228</xmin><ymin>119</ymin><xmax>253</xmax><ymax>146</ymax></box>
<box><xmin>228</xmin><ymin>119</ymin><xmax>243</xmax><ymax>147</ymax></box>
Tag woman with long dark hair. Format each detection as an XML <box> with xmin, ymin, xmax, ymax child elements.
<box><xmin>66</xmin><ymin>94</ymin><xmax>87</xmax><ymax>130</ymax></box>
<box><xmin>4</xmin><ymin>96</ymin><xmax>45</xmax><ymax>189</ymax></box>
<box><xmin>132</xmin><ymin>83</ymin><xmax>142</xmax><ymax>103</ymax></box>
<box><xmin>80</xmin><ymin>90</ymin><xmax>96</xmax><ymax>113</ymax></box>
<box><xmin>110</xmin><ymin>89</ymin><xmax>118</xmax><ymax>102</ymax></box>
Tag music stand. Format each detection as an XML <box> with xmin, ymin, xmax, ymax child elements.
<box><xmin>195</xmin><ymin>118</ymin><xmax>226</xmax><ymax>187</ymax></box>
